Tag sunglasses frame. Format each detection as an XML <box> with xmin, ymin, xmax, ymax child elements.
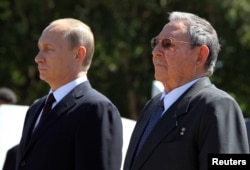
<box><xmin>151</xmin><ymin>37</ymin><xmax>192</xmax><ymax>49</ymax></box>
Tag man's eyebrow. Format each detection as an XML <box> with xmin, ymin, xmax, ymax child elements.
<box><xmin>38</xmin><ymin>42</ymin><xmax>54</xmax><ymax>48</ymax></box>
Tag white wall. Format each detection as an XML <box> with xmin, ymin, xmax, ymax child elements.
<box><xmin>0</xmin><ymin>105</ymin><xmax>27</xmax><ymax>168</ymax></box>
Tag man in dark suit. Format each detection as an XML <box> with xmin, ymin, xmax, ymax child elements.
<box><xmin>16</xmin><ymin>18</ymin><xmax>123</xmax><ymax>170</ymax></box>
<box><xmin>123</xmin><ymin>11</ymin><xmax>249</xmax><ymax>170</ymax></box>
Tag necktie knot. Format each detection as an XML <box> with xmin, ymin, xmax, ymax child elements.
<box><xmin>32</xmin><ymin>93</ymin><xmax>55</xmax><ymax>135</ymax></box>
<box><xmin>38</xmin><ymin>93</ymin><xmax>55</xmax><ymax>126</ymax></box>
<box><xmin>44</xmin><ymin>93</ymin><xmax>55</xmax><ymax>111</ymax></box>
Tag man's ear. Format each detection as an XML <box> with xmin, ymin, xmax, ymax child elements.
<box><xmin>196</xmin><ymin>45</ymin><xmax>209</xmax><ymax>66</ymax></box>
<box><xmin>75</xmin><ymin>46</ymin><xmax>86</xmax><ymax>62</ymax></box>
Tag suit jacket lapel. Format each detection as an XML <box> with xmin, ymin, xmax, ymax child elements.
<box><xmin>131</xmin><ymin>77</ymin><xmax>212</xmax><ymax>169</ymax></box>
<box><xmin>22</xmin><ymin>97</ymin><xmax>45</xmax><ymax>148</ymax></box>
<box><xmin>124</xmin><ymin>96</ymin><xmax>161</xmax><ymax>169</ymax></box>
<box><xmin>23</xmin><ymin>81</ymin><xmax>92</xmax><ymax>155</ymax></box>
<box><xmin>29</xmin><ymin>98</ymin><xmax>75</xmax><ymax>142</ymax></box>
<box><xmin>132</xmin><ymin>100</ymin><xmax>180</xmax><ymax>169</ymax></box>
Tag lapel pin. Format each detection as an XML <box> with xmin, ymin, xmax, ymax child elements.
<box><xmin>180</xmin><ymin>127</ymin><xmax>186</xmax><ymax>135</ymax></box>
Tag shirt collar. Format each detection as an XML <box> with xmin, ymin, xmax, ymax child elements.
<box><xmin>161</xmin><ymin>78</ymin><xmax>200</xmax><ymax>98</ymax></box>
<box><xmin>160</xmin><ymin>78</ymin><xmax>200</xmax><ymax>112</ymax></box>
<box><xmin>49</xmin><ymin>76</ymin><xmax>88</xmax><ymax>103</ymax></box>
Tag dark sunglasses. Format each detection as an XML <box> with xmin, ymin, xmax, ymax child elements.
<box><xmin>151</xmin><ymin>37</ymin><xmax>192</xmax><ymax>49</ymax></box>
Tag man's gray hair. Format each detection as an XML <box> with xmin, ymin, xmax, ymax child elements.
<box><xmin>169</xmin><ymin>11</ymin><xmax>221</xmax><ymax>76</ymax></box>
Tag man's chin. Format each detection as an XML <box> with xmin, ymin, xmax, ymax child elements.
<box><xmin>154</xmin><ymin>74</ymin><xmax>163</xmax><ymax>82</ymax></box>
<box><xmin>39</xmin><ymin>75</ymin><xmax>49</xmax><ymax>83</ymax></box>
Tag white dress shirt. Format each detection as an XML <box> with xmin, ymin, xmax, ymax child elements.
<box><xmin>160</xmin><ymin>78</ymin><xmax>200</xmax><ymax>116</ymax></box>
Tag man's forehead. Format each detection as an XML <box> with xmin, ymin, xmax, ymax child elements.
<box><xmin>160</xmin><ymin>22</ymin><xmax>188</xmax><ymax>36</ymax></box>
<box><xmin>38</xmin><ymin>29</ymin><xmax>66</xmax><ymax>48</ymax></box>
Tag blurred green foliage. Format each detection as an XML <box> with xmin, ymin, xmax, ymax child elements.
<box><xmin>1</xmin><ymin>0</ymin><xmax>250</xmax><ymax>119</ymax></box>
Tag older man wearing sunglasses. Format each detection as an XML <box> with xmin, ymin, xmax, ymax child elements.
<box><xmin>123</xmin><ymin>11</ymin><xmax>249</xmax><ymax>170</ymax></box>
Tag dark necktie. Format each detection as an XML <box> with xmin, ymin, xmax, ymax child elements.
<box><xmin>135</xmin><ymin>99</ymin><xmax>164</xmax><ymax>156</ymax></box>
<box><xmin>36</xmin><ymin>93</ymin><xmax>55</xmax><ymax>129</ymax></box>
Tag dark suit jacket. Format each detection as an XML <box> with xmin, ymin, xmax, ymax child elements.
<box><xmin>124</xmin><ymin>77</ymin><xmax>249</xmax><ymax>170</ymax></box>
<box><xmin>16</xmin><ymin>81</ymin><xmax>123</xmax><ymax>170</ymax></box>
<box><xmin>3</xmin><ymin>145</ymin><xmax>18</xmax><ymax>170</ymax></box>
